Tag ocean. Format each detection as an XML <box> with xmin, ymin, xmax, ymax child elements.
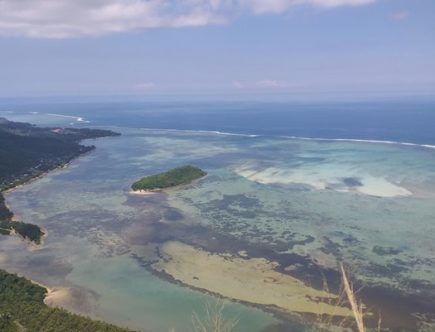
<box><xmin>0</xmin><ymin>98</ymin><xmax>434</xmax><ymax>331</ymax></box>
<box><xmin>1</xmin><ymin>98</ymin><xmax>435</xmax><ymax>144</ymax></box>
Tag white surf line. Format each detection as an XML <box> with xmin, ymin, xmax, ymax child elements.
<box><xmin>133</xmin><ymin>127</ymin><xmax>435</xmax><ymax>150</ymax></box>
<box><xmin>137</xmin><ymin>127</ymin><xmax>260</xmax><ymax>138</ymax></box>
<box><xmin>46</xmin><ymin>113</ymin><xmax>90</xmax><ymax>123</ymax></box>
<box><xmin>145</xmin><ymin>128</ymin><xmax>435</xmax><ymax>150</ymax></box>
<box><xmin>422</xmin><ymin>145</ymin><xmax>435</xmax><ymax>150</ymax></box>
<box><xmin>38</xmin><ymin>122</ymin><xmax>435</xmax><ymax>151</ymax></box>
<box><xmin>281</xmin><ymin>135</ymin><xmax>435</xmax><ymax>151</ymax></box>
<box><xmin>209</xmin><ymin>130</ymin><xmax>259</xmax><ymax>138</ymax></box>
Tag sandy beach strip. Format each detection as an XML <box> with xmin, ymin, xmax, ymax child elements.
<box><xmin>44</xmin><ymin>287</ymin><xmax>73</xmax><ymax>307</ymax></box>
<box><xmin>128</xmin><ymin>189</ymin><xmax>157</xmax><ymax>196</ymax></box>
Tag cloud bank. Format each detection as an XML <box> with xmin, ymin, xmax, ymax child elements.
<box><xmin>0</xmin><ymin>0</ymin><xmax>375</xmax><ymax>38</ymax></box>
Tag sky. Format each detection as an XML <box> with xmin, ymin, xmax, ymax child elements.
<box><xmin>0</xmin><ymin>0</ymin><xmax>434</xmax><ymax>100</ymax></box>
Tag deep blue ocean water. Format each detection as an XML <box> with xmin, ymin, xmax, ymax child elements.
<box><xmin>1</xmin><ymin>99</ymin><xmax>435</xmax><ymax>144</ymax></box>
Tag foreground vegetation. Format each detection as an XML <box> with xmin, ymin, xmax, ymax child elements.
<box><xmin>0</xmin><ymin>270</ymin><xmax>133</xmax><ymax>332</ymax></box>
<box><xmin>132</xmin><ymin>165</ymin><xmax>207</xmax><ymax>191</ymax></box>
<box><xmin>0</xmin><ymin>117</ymin><xmax>120</xmax><ymax>244</ymax></box>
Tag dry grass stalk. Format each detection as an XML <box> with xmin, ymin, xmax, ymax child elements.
<box><xmin>307</xmin><ymin>271</ymin><xmax>353</xmax><ymax>331</ymax></box>
<box><xmin>192</xmin><ymin>300</ymin><xmax>238</xmax><ymax>332</ymax></box>
<box><xmin>340</xmin><ymin>264</ymin><xmax>365</xmax><ymax>332</ymax></box>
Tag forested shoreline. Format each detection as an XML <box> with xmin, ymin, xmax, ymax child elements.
<box><xmin>0</xmin><ymin>118</ymin><xmax>133</xmax><ymax>331</ymax></box>
<box><xmin>0</xmin><ymin>117</ymin><xmax>119</xmax><ymax>243</ymax></box>
<box><xmin>0</xmin><ymin>270</ymin><xmax>133</xmax><ymax>332</ymax></box>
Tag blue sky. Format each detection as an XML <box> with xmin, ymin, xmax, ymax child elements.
<box><xmin>0</xmin><ymin>0</ymin><xmax>434</xmax><ymax>100</ymax></box>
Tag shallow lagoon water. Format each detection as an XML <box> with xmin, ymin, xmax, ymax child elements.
<box><xmin>1</xmin><ymin>130</ymin><xmax>282</xmax><ymax>332</ymax></box>
<box><xmin>1</xmin><ymin>119</ymin><xmax>435</xmax><ymax>330</ymax></box>
<box><xmin>167</xmin><ymin>136</ymin><xmax>435</xmax><ymax>287</ymax></box>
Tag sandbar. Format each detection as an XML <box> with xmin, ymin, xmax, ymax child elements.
<box><xmin>152</xmin><ymin>241</ymin><xmax>351</xmax><ymax>317</ymax></box>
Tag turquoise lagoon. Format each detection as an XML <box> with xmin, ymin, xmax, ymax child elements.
<box><xmin>1</xmin><ymin>119</ymin><xmax>435</xmax><ymax>330</ymax></box>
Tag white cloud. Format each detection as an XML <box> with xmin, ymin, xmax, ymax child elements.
<box><xmin>256</xmin><ymin>79</ymin><xmax>287</xmax><ymax>88</ymax></box>
<box><xmin>240</xmin><ymin>0</ymin><xmax>375</xmax><ymax>14</ymax></box>
<box><xmin>232</xmin><ymin>79</ymin><xmax>288</xmax><ymax>89</ymax></box>
<box><xmin>0</xmin><ymin>0</ymin><xmax>376</xmax><ymax>38</ymax></box>
<box><xmin>133</xmin><ymin>82</ymin><xmax>156</xmax><ymax>90</ymax></box>
<box><xmin>232</xmin><ymin>80</ymin><xmax>245</xmax><ymax>89</ymax></box>
<box><xmin>390</xmin><ymin>10</ymin><xmax>410</xmax><ymax>21</ymax></box>
<box><xmin>301</xmin><ymin>0</ymin><xmax>375</xmax><ymax>8</ymax></box>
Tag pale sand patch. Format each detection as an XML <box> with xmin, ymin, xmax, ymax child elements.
<box><xmin>152</xmin><ymin>241</ymin><xmax>351</xmax><ymax>317</ymax></box>
<box><xmin>233</xmin><ymin>164</ymin><xmax>412</xmax><ymax>198</ymax></box>
<box><xmin>25</xmin><ymin>279</ymin><xmax>75</xmax><ymax>309</ymax></box>
<box><xmin>41</xmin><ymin>282</ymin><xmax>98</xmax><ymax>315</ymax></box>
<box><xmin>355</xmin><ymin>178</ymin><xmax>412</xmax><ymax>197</ymax></box>
<box><xmin>128</xmin><ymin>189</ymin><xmax>156</xmax><ymax>196</ymax></box>
<box><xmin>44</xmin><ymin>287</ymin><xmax>73</xmax><ymax>307</ymax></box>
<box><xmin>238</xmin><ymin>250</ymin><xmax>249</xmax><ymax>258</ymax></box>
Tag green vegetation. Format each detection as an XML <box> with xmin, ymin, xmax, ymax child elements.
<box><xmin>0</xmin><ymin>219</ymin><xmax>44</xmax><ymax>244</ymax></box>
<box><xmin>0</xmin><ymin>119</ymin><xmax>131</xmax><ymax>331</ymax></box>
<box><xmin>0</xmin><ymin>195</ymin><xmax>44</xmax><ymax>243</ymax></box>
<box><xmin>0</xmin><ymin>269</ymin><xmax>134</xmax><ymax>332</ymax></box>
<box><xmin>0</xmin><ymin>117</ymin><xmax>119</xmax><ymax>191</ymax></box>
<box><xmin>1</xmin><ymin>189</ymin><xmax>44</xmax><ymax>243</ymax></box>
<box><xmin>0</xmin><ymin>117</ymin><xmax>120</xmax><ymax>244</ymax></box>
<box><xmin>12</xmin><ymin>221</ymin><xmax>44</xmax><ymax>244</ymax></box>
<box><xmin>132</xmin><ymin>165</ymin><xmax>207</xmax><ymax>191</ymax></box>
<box><xmin>0</xmin><ymin>194</ymin><xmax>13</xmax><ymax>221</ymax></box>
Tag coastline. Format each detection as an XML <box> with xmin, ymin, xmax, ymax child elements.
<box><xmin>0</xmin><ymin>127</ymin><xmax>137</xmax><ymax>331</ymax></box>
<box><xmin>0</xmin><ymin>148</ymin><xmax>97</xmax><ymax>246</ymax></box>
<box><xmin>0</xmin><ymin>153</ymin><xmax>83</xmax><ymax>299</ymax></box>
<box><xmin>1</xmin><ymin>147</ymin><xmax>95</xmax><ymax>194</ymax></box>
<box><xmin>128</xmin><ymin>189</ymin><xmax>157</xmax><ymax>196</ymax></box>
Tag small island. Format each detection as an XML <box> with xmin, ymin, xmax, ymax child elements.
<box><xmin>132</xmin><ymin>165</ymin><xmax>207</xmax><ymax>191</ymax></box>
